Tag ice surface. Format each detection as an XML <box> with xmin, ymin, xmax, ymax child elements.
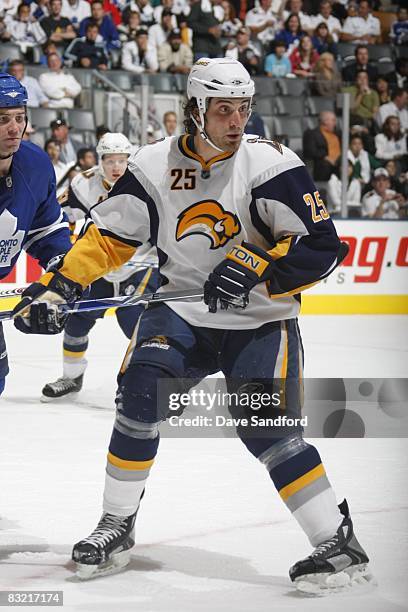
<box><xmin>0</xmin><ymin>316</ymin><xmax>407</xmax><ymax>611</ymax></box>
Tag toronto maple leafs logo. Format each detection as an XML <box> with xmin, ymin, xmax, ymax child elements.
<box><xmin>0</xmin><ymin>209</ymin><xmax>25</xmax><ymax>267</ymax></box>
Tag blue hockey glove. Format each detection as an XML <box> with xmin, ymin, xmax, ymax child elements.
<box><xmin>12</xmin><ymin>272</ymin><xmax>83</xmax><ymax>334</ymax></box>
<box><xmin>204</xmin><ymin>242</ymin><xmax>275</xmax><ymax>313</ymax></box>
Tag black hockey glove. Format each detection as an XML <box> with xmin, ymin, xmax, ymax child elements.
<box><xmin>204</xmin><ymin>242</ymin><xmax>275</xmax><ymax>313</ymax></box>
<box><xmin>12</xmin><ymin>272</ymin><xmax>83</xmax><ymax>335</ymax></box>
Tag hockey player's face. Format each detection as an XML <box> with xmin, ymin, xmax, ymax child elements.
<box><xmin>0</xmin><ymin>107</ymin><xmax>26</xmax><ymax>158</ymax></box>
<box><xmin>102</xmin><ymin>154</ymin><xmax>128</xmax><ymax>183</ymax></box>
<box><xmin>204</xmin><ymin>98</ymin><xmax>251</xmax><ymax>152</ymax></box>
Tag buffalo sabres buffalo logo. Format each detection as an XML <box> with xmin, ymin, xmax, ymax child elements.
<box><xmin>176</xmin><ymin>200</ymin><xmax>241</xmax><ymax>249</ymax></box>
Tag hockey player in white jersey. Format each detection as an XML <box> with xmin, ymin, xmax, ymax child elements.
<box><xmin>13</xmin><ymin>59</ymin><xmax>372</xmax><ymax>593</ymax></box>
<box><xmin>41</xmin><ymin>132</ymin><xmax>159</xmax><ymax>400</ymax></box>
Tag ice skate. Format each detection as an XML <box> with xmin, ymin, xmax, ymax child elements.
<box><xmin>289</xmin><ymin>499</ymin><xmax>375</xmax><ymax>595</ymax></box>
<box><xmin>41</xmin><ymin>375</ymin><xmax>83</xmax><ymax>401</ymax></box>
<box><xmin>72</xmin><ymin>512</ymin><xmax>136</xmax><ymax>579</ymax></box>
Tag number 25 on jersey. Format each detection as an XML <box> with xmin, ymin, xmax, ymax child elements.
<box><xmin>303</xmin><ymin>191</ymin><xmax>330</xmax><ymax>223</ymax></box>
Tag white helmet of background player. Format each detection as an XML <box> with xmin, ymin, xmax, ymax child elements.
<box><xmin>96</xmin><ymin>132</ymin><xmax>132</xmax><ymax>182</ymax></box>
<box><xmin>96</xmin><ymin>132</ymin><xmax>132</xmax><ymax>158</ymax></box>
<box><xmin>187</xmin><ymin>58</ymin><xmax>255</xmax><ymax>152</ymax></box>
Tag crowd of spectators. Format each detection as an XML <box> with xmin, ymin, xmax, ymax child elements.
<box><xmin>1</xmin><ymin>0</ymin><xmax>407</xmax><ymax>218</ymax></box>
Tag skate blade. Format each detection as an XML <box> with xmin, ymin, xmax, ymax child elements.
<box><xmin>40</xmin><ymin>391</ymin><xmax>80</xmax><ymax>403</ymax></box>
<box><xmin>75</xmin><ymin>549</ymin><xmax>132</xmax><ymax>580</ymax></box>
<box><xmin>294</xmin><ymin>564</ymin><xmax>376</xmax><ymax>596</ymax></box>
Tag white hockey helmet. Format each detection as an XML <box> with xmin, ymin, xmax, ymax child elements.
<box><xmin>96</xmin><ymin>132</ymin><xmax>132</xmax><ymax>158</ymax></box>
<box><xmin>187</xmin><ymin>58</ymin><xmax>255</xmax><ymax>152</ymax></box>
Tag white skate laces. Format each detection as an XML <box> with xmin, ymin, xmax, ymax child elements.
<box><xmin>81</xmin><ymin>514</ymin><xmax>130</xmax><ymax>548</ymax></box>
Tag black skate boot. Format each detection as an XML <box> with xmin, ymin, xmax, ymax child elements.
<box><xmin>289</xmin><ymin>499</ymin><xmax>374</xmax><ymax>594</ymax></box>
<box><xmin>41</xmin><ymin>375</ymin><xmax>83</xmax><ymax>401</ymax></box>
<box><xmin>72</xmin><ymin>512</ymin><xmax>136</xmax><ymax>579</ymax></box>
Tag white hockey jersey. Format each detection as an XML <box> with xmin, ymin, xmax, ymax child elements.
<box><xmin>56</xmin><ymin>135</ymin><xmax>345</xmax><ymax>329</ymax></box>
<box><xmin>60</xmin><ymin>166</ymin><xmax>156</xmax><ymax>283</ymax></box>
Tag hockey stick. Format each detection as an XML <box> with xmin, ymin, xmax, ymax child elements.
<box><xmin>0</xmin><ymin>287</ymin><xmax>204</xmax><ymax>322</ymax></box>
<box><xmin>0</xmin><ymin>262</ymin><xmax>159</xmax><ymax>300</ymax></box>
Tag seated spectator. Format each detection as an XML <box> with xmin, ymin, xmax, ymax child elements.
<box><xmin>384</xmin><ymin>159</ymin><xmax>408</xmax><ymax>199</ymax></box>
<box><xmin>375</xmin><ymin>116</ymin><xmax>408</xmax><ymax>164</ymax></box>
<box><xmin>245</xmin><ymin>0</ymin><xmax>279</xmax><ymax>48</ymax></box>
<box><xmin>342</xmin><ymin>44</ymin><xmax>378</xmax><ymax>84</ymax></box>
<box><xmin>289</xmin><ymin>34</ymin><xmax>319</xmax><ymax>78</ymax></box>
<box><xmin>311</xmin><ymin>22</ymin><xmax>337</xmax><ymax>56</ymax></box>
<box><xmin>149</xmin><ymin>7</ymin><xmax>174</xmax><ymax>51</ymax></box>
<box><xmin>343</xmin><ymin>69</ymin><xmax>380</xmax><ymax>128</ymax></box>
<box><xmin>375</xmin><ymin>76</ymin><xmax>391</xmax><ymax>106</ymax></box>
<box><xmin>117</xmin><ymin>10</ymin><xmax>141</xmax><ymax>43</ymax></box>
<box><xmin>303</xmin><ymin>110</ymin><xmax>341</xmax><ymax>180</ymax></box>
<box><xmin>327</xmin><ymin>160</ymin><xmax>362</xmax><ymax>216</ymax></box>
<box><xmin>8</xmin><ymin>59</ymin><xmax>49</xmax><ymax>107</ymax></box>
<box><xmin>375</xmin><ymin>88</ymin><xmax>408</xmax><ymax>133</ymax></box>
<box><xmin>187</xmin><ymin>0</ymin><xmax>223</xmax><ymax>61</ymax></box>
<box><xmin>79</xmin><ymin>0</ymin><xmax>120</xmax><ymax>50</ymax></box>
<box><xmin>153</xmin><ymin>0</ymin><xmax>178</xmax><ymax>27</ymax></box>
<box><xmin>312</xmin><ymin>51</ymin><xmax>341</xmax><ymax>97</ymax></box>
<box><xmin>362</xmin><ymin>168</ymin><xmax>406</xmax><ymax>219</ymax></box>
<box><xmin>38</xmin><ymin>40</ymin><xmax>59</xmax><ymax>65</ymax></box>
<box><xmin>158</xmin><ymin>28</ymin><xmax>192</xmax><ymax>74</ymax></box>
<box><xmin>312</xmin><ymin>1</ymin><xmax>342</xmax><ymax>42</ymax></box>
<box><xmin>340</xmin><ymin>0</ymin><xmax>380</xmax><ymax>44</ymax></box>
<box><xmin>171</xmin><ymin>0</ymin><xmax>190</xmax><ymax>18</ymax></box>
<box><xmin>66</xmin><ymin>21</ymin><xmax>109</xmax><ymax>69</ymax></box>
<box><xmin>7</xmin><ymin>2</ymin><xmax>47</xmax><ymax>56</ymax></box>
<box><xmin>128</xmin><ymin>0</ymin><xmax>155</xmax><ymax>29</ymax></box>
<box><xmin>77</xmin><ymin>146</ymin><xmax>97</xmax><ymax>169</ymax></box>
<box><xmin>387</xmin><ymin>58</ymin><xmax>408</xmax><ymax>92</ymax></box>
<box><xmin>102</xmin><ymin>0</ymin><xmax>122</xmax><ymax>27</ymax></box>
<box><xmin>244</xmin><ymin>110</ymin><xmax>268</xmax><ymax>138</ymax></box>
<box><xmin>275</xmin><ymin>13</ymin><xmax>305</xmax><ymax>56</ymax></box>
<box><xmin>40</xmin><ymin>0</ymin><xmax>76</xmax><ymax>47</ymax></box>
<box><xmin>0</xmin><ymin>15</ymin><xmax>11</xmax><ymax>41</ymax></box>
<box><xmin>44</xmin><ymin>137</ymin><xmax>72</xmax><ymax>194</ymax></box>
<box><xmin>163</xmin><ymin>110</ymin><xmax>179</xmax><ymax>136</ymax></box>
<box><xmin>121</xmin><ymin>28</ymin><xmax>158</xmax><ymax>74</ymax></box>
<box><xmin>264</xmin><ymin>39</ymin><xmax>291</xmax><ymax>77</ymax></box>
<box><xmin>348</xmin><ymin>133</ymin><xmax>380</xmax><ymax>185</ymax></box>
<box><xmin>389</xmin><ymin>6</ymin><xmax>408</xmax><ymax>46</ymax></box>
<box><xmin>30</xmin><ymin>0</ymin><xmax>50</xmax><ymax>21</ymax></box>
<box><xmin>50</xmin><ymin>117</ymin><xmax>83</xmax><ymax>164</ymax></box>
<box><xmin>0</xmin><ymin>0</ymin><xmax>20</xmax><ymax>21</ymax></box>
<box><xmin>61</xmin><ymin>0</ymin><xmax>91</xmax><ymax>33</ymax></box>
<box><xmin>282</xmin><ymin>0</ymin><xmax>313</xmax><ymax>33</ymax></box>
<box><xmin>219</xmin><ymin>0</ymin><xmax>242</xmax><ymax>41</ymax></box>
<box><xmin>224</xmin><ymin>26</ymin><xmax>262</xmax><ymax>76</ymax></box>
<box><xmin>39</xmin><ymin>52</ymin><xmax>82</xmax><ymax>108</ymax></box>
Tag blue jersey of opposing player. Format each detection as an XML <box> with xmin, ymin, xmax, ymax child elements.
<box><xmin>0</xmin><ymin>74</ymin><xmax>71</xmax><ymax>393</ymax></box>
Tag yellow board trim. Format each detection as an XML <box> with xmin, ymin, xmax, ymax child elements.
<box><xmin>279</xmin><ymin>463</ymin><xmax>326</xmax><ymax>502</ymax></box>
<box><xmin>107</xmin><ymin>452</ymin><xmax>154</xmax><ymax>471</ymax></box>
<box><xmin>301</xmin><ymin>295</ymin><xmax>408</xmax><ymax>315</ymax></box>
<box><xmin>63</xmin><ymin>349</ymin><xmax>86</xmax><ymax>359</ymax></box>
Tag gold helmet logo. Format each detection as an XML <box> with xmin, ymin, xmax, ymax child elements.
<box><xmin>176</xmin><ymin>200</ymin><xmax>241</xmax><ymax>249</ymax></box>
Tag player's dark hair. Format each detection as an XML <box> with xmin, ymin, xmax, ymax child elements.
<box><xmin>183</xmin><ymin>97</ymin><xmax>198</xmax><ymax>134</ymax></box>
